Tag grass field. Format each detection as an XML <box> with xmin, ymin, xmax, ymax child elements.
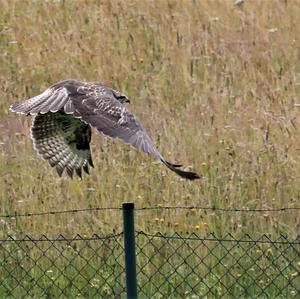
<box><xmin>0</xmin><ymin>0</ymin><xmax>299</xmax><ymax>297</ymax></box>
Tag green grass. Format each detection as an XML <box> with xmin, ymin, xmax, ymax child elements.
<box><xmin>0</xmin><ymin>0</ymin><xmax>299</xmax><ymax>297</ymax></box>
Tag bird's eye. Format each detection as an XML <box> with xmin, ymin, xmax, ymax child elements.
<box><xmin>116</xmin><ymin>94</ymin><xmax>130</xmax><ymax>103</ymax></box>
<box><xmin>112</xmin><ymin>90</ymin><xmax>130</xmax><ymax>103</ymax></box>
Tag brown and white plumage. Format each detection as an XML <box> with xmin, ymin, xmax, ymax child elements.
<box><xmin>10</xmin><ymin>79</ymin><xmax>200</xmax><ymax>180</ymax></box>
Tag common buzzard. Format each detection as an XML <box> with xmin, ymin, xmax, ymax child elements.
<box><xmin>10</xmin><ymin>80</ymin><xmax>199</xmax><ymax>180</ymax></box>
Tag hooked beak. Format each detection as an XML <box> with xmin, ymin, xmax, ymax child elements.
<box><xmin>124</xmin><ymin>98</ymin><xmax>130</xmax><ymax>103</ymax></box>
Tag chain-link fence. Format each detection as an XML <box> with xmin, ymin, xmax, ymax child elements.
<box><xmin>0</xmin><ymin>204</ymin><xmax>299</xmax><ymax>298</ymax></box>
<box><xmin>136</xmin><ymin>231</ymin><xmax>299</xmax><ymax>298</ymax></box>
<box><xmin>0</xmin><ymin>234</ymin><xmax>125</xmax><ymax>298</ymax></box>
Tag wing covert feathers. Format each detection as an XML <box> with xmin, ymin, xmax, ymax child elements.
<box><xmin>74</xmin><ymin>97</ymin><xmax>163</xmax><ymax>160</ymax></box>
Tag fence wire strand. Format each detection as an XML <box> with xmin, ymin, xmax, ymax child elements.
<box><xmin>136</xmin><ymin>231</ymin><xmax>300</xmax><ymax>245</ymax></box>
<box><xmin>0</xmin><ymin>232</ymin><xmax>124</xmax><ymax>243</ymax></box>
<box><xmin>0</xmin><ymin>205</ymin><xmax>299</xmax><ymax>218</ymax></box>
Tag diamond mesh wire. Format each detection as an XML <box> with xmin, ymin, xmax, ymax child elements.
<box><xmin>0</xmin><ymin>232</ymin><xmax>298</xmax><ymax>298</ymax></box>
<box><xmin>136</xmin><ymin>232</ymin><xmax>299</xmax><ymax>298</ymax></box>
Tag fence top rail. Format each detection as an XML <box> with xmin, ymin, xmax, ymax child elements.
<box><xmin>0</xmin><ymin>231</ymin><xmax>298</xmax><ymax>245</ymax></box>
<box><xmin>0</xmin><ymin>232</ymin><xmax>124</xmax><ymax>243</ymax></box>
<box><xmin>0</xmin><ymin>205</ymin><xmax>299</xmax><ymax>218</ymax></box>
<box><xmin>136</xmin><ymin>231</ymin><xmax>300</xmax><ymax>245</ymax></box>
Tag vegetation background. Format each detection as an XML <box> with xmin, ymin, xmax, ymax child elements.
<box><xmin>0</xmin><ymin>0</ymin><xmax>299</xmax><ymax>241</ymax></box>
<box><xmin>0</xmin><ymin>1</ymin><xmax>299</xmax><ymax>297</ymax></box>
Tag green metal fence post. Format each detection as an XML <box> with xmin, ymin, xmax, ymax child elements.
<box><xmin>122</xmin><ymin>202</ymin><xmax>138</xmax><ymax>299</ymax></box>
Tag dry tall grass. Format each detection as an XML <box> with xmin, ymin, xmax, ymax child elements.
<box><xmin>0</xmin><ymin>0</ymin><xmax>299</xmax><ymax>239</ymax></box>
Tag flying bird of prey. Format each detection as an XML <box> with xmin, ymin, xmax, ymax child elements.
<box><xmin>10</xmin><ymin>80</ymin><xmax>199</xmax><ymax>180</ymax></box>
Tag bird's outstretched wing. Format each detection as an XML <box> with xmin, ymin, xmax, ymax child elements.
<box><xmin>10</xmin><ymin>85</ymin><xmax>70</xmax><ymax>114</ymax></box>
<box><xmin>30</xmin><ymin>111</ymin><xmax>93</xmax><ymax>178</ymax></box>
<box><xmin>69</xmin><ymin>84</ymin><xmax>200</xmax><ymax>180</ymax></box>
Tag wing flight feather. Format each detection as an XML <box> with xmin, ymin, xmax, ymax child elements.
<box><xmin>30</xmin><ymin>111</ymin><xmax>93</xmax><ymax>178</ymax></box>
<box><xmin>10</xmin><ymin>87</ymin><xmax>69</xmax><ymax>115</ymax></box>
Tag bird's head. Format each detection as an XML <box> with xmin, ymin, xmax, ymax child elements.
<box><xmin>112</xmin><ymin>89</ymin><xmax>130</xmax><ymax>104</ymax></box>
